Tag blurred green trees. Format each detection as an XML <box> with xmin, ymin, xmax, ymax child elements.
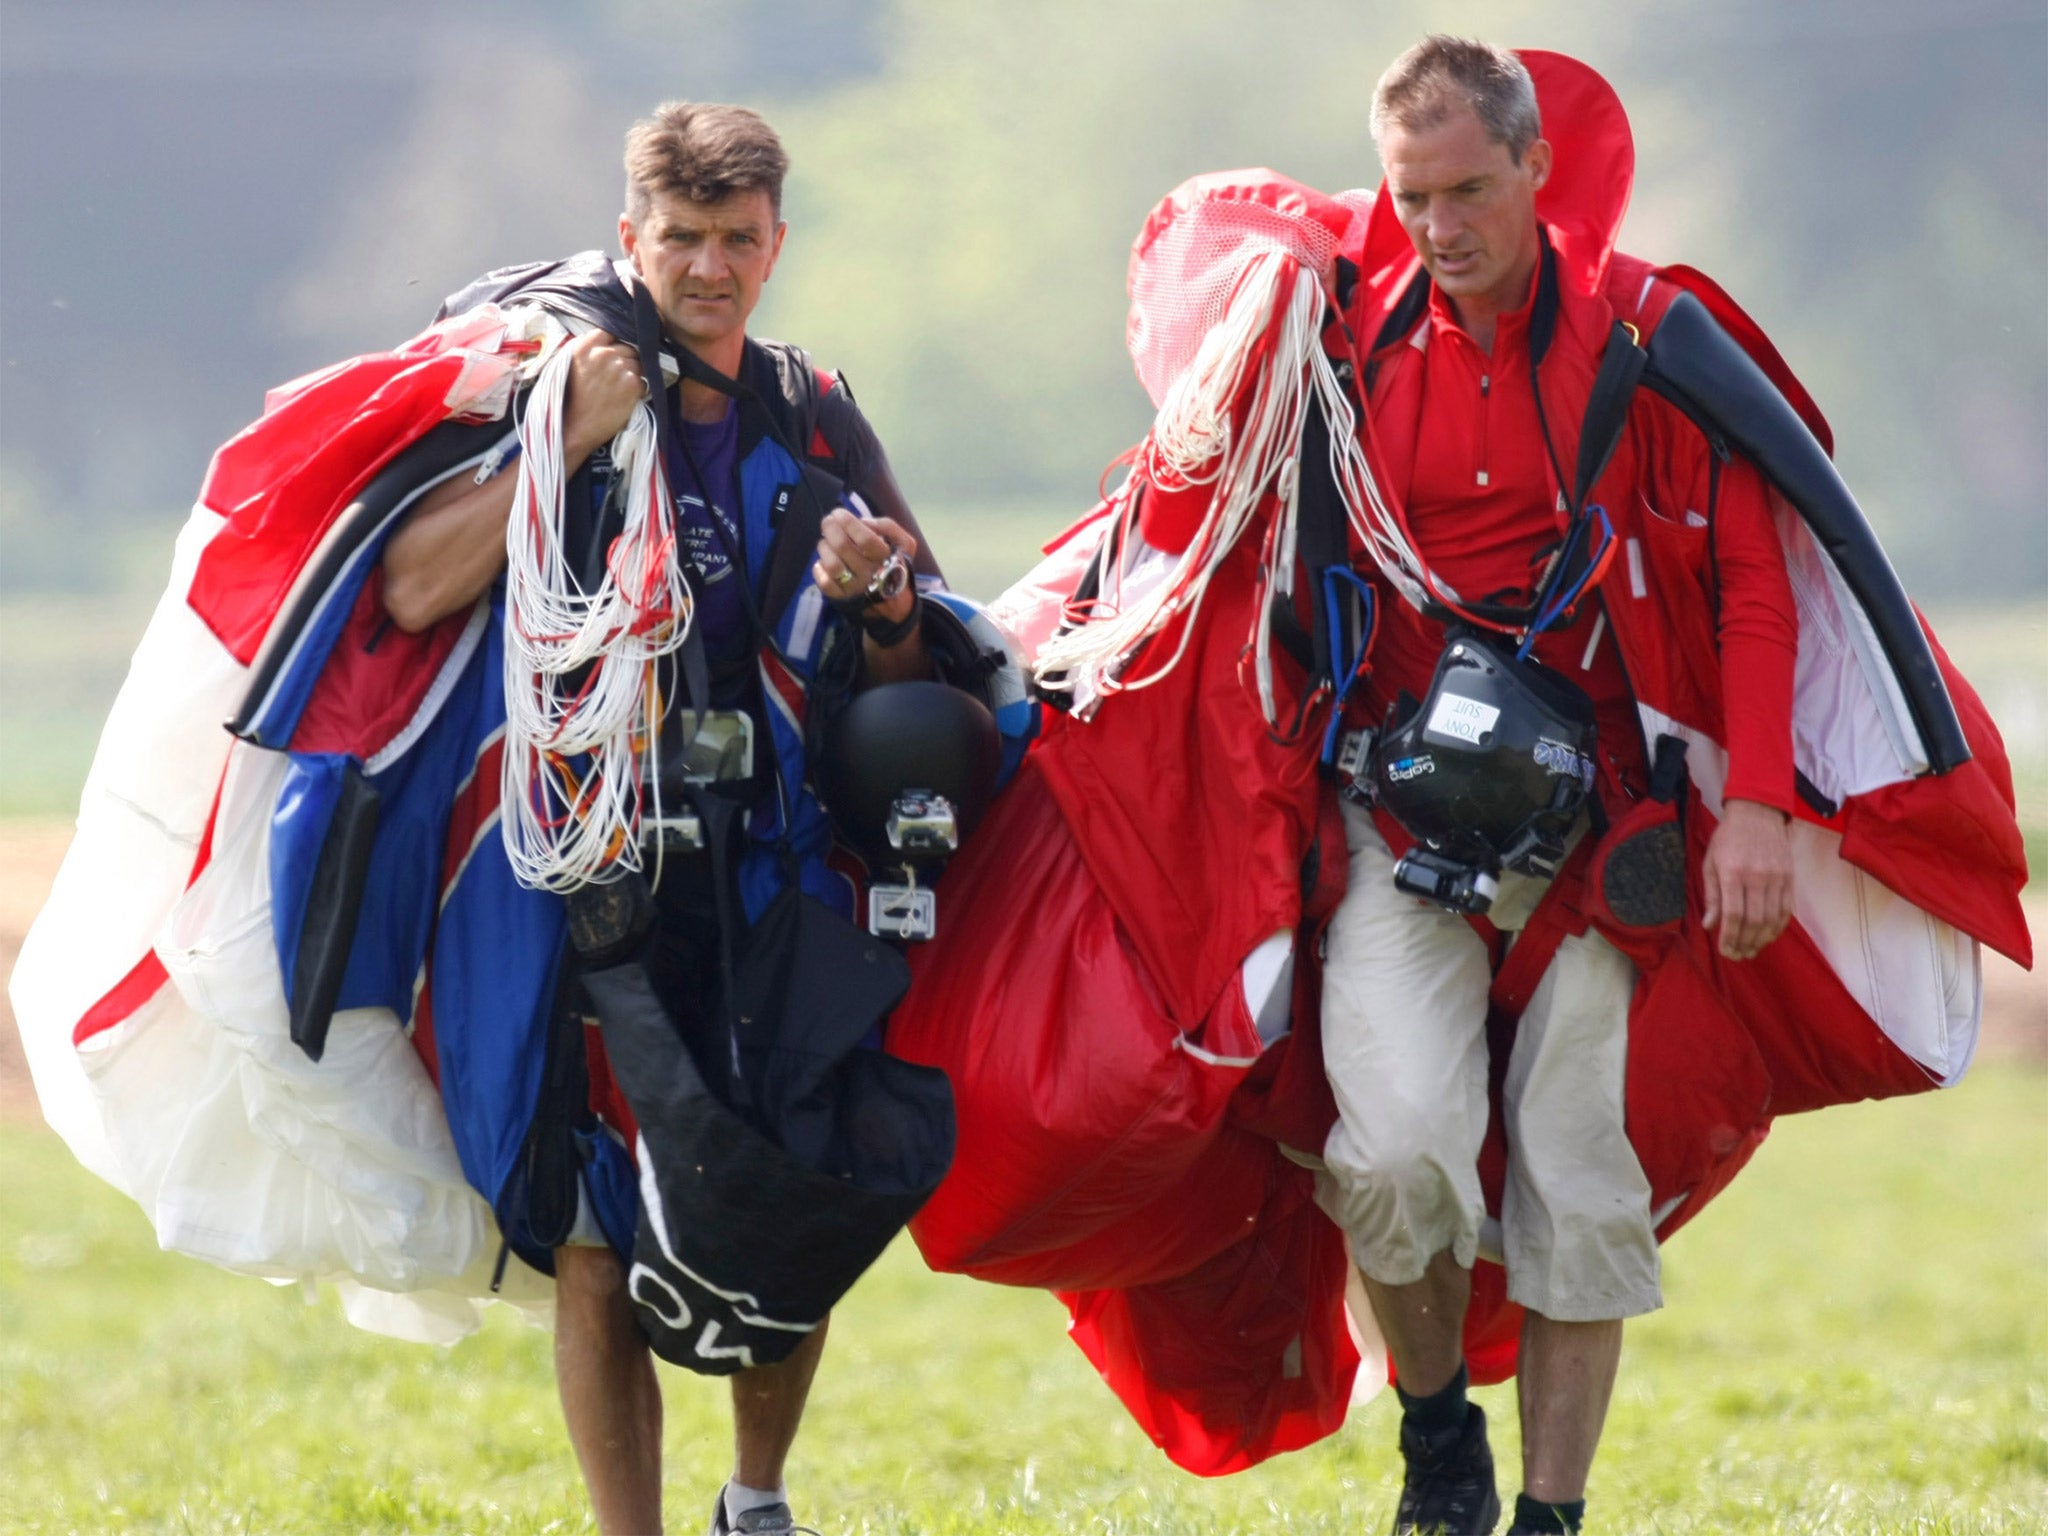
<box><xmin>1</xmin><ymin>0</ymin><xmax>2040</xmax><ymax>596</ymax></box>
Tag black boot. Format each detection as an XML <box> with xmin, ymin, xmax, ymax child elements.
<box><xmin>1392</xmin><ymin>1400</ymin><xmax>1502</xmax><ymax>1535</ymax></box>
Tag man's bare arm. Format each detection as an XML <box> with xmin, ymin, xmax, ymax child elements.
<box><xmin>381</xmin><ymin>331</ymin><xmax>647</xmax><ymax>632</ymax></box>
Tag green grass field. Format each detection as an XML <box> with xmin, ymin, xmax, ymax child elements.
<box><xmin>3</xmin><ymin>1066</ymin><xmax>2043</xmax><ymax>1535</ymax></box>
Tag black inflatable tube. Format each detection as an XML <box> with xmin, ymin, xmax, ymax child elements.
<box><xmin>1640</xmin><ymin>292</ymin><xmax>1968</xmax><ymax>776</ymax></box>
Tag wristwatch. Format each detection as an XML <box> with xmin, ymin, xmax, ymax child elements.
<box><xmin>832</xmin><ymin>549</ymin><xmax>920</xmax><ymax>646</ymax></box>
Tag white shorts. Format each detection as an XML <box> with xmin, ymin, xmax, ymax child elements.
<box><xmin>562</xmin><ymin>1173</ymin><xmax>611</xmax><ymax>1248</ymax></box>
<box><xmin>1312</xmin><ymin>801</ymin><xmax>1661</xmax><ymax>1322</ymax></box>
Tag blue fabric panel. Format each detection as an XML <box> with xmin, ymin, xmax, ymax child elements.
<box><xmin>424</xmin><ymin>617</ymin><xmax>567</xmax><ymax>1210</ymax></box>
<box><xmin>578</xmin><ymin>1128</ymin><xmax>640</xmax><ymax>1256</ymax></box>
<box><xmin>269</xmin><ymin>752</ymin><xmax>349</xmax><ymax>1009</ymax></box>
<box><xmin>430</xmin><ymin>819</ymin><xmax>565</xmax><ymax>1206</ymax></box>
<box><xmin>736</xmin><ymin>436</ymin><xmax>798</xmax><ymax>593</ymax></box>
<box><xmin>334</xmin><ymin>627</ymin><xmax>495</xmax><ymax>1025</ymax></box>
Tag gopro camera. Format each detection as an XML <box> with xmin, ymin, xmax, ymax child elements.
<box><xmin>1392</xmin><ymin>848</ymin><xmax>1501</xmax><ymax>916</ymax></box>
<box><xmin>884</xmin><ymin>791</ymin><xmax>959</xmax><ymax>857</ymax></box>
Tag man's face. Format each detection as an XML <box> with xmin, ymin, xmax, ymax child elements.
<box><xmin>619</xmin><ymin>186</ymin><xmax>786</xmax><ymax>355</ymax></box>
<box><xmin>1379</xmin><ymin>102</ymin><xmax>1550</xmax><ymax>314</ymax></box>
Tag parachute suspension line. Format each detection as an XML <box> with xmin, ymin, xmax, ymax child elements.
<box><xmin>1312</xmin><ymin>323</ymin><xmax>1546</xmax><ymax>637</ymax></box>
<box><xmin>1033</xmin><ymin>253</ymin><xmax>1326</xmax><ymax>718</ymax></box>
<box><xmin>1304</xmin><ymin>336</ymin><xmax>1437</xmax><ymax>618</ymax></box>
<box><xmin>500</xmin><ymin>346</ymin><xmax>691</xmax><ymax>893</ymax></box>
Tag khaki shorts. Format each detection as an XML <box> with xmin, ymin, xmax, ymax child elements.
<box><xmin>1311</xmin><ymin>801</ymin><xmax>1662</xmax><ymax>1323</ymax></box>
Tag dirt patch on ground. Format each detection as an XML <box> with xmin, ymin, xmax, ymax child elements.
<box><xmin>0</xmin><ymin>820</ymin><xmax>75</xmax><ymax>1121</ymax></box>
<box><xmin>1</xmin><ymin>821</ymin><xmax>2041</xmax><ymax>1127</ymax></box>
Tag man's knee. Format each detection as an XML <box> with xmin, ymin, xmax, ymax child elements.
<box><xmin>555</xmin><ymin>1243</ymin><xmax>629</xmax><ymax>1313</ymax></box>
<box><xmin>1317</xmin><ymin>1127</ymin><xmax>1483</xmax><ymax>1283</ymax></box>
<box><xmin>1502</xmin><ymin>1177</ymin><xmax>1662</xmax><ymax>1321</ymax></box>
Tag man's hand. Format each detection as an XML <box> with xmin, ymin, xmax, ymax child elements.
<box><xmin>811</xmin><ymin>509</ymin><xmax>917</xmax><ymax>624</ymax></box>
<box><xmin>812</xmin><ymin>509</ymin><xmax>930</xmax><ymax>682</ymax></box>
<box><xmin>561</xmin><ymin>330</ymin><xmax>648</xmax><ymax>463</ymax></box>
<box><xmin>1700</xmin><ymin>798</ymin><xmax>1795</xmax><ymax>960</ymax></box>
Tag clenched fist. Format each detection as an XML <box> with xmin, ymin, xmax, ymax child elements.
<box><xmin>562</xmin><ymin>330</ymin><xmax>649</xmax><ymax>462</ymax></box>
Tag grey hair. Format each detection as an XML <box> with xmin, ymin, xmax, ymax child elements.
<box><xmin>1371</xmin><ymin>36</ymin><xmax>1541</xmax><ymax>163</ymax></box>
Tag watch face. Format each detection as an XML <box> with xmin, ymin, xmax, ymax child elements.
<box><xmin>866</xmin><ymin>551</ymin><xmax>910</xmax><ymax>604</ymax></box>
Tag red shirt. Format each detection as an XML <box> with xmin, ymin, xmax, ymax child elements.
<box><xmin>1362</xmin><ymin>275</ymin><xmax>1796</xmax><ymax>813</ymax></box>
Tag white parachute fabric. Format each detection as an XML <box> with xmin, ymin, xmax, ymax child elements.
<box><xmin>12</xmin><ymin>505</ymin><xmax>244</xmax><ymax>1184</ymax></box>
<box><xmin>1771</xmin><ymin>494</ymin><xmax>1933</xmax><ymax>797</ymax></box>
<box><xmin>9</xmin><ymin>512</ymin><xmax>549</xmax><ymax>1345</ymax></box>
<box><xmin>1033</xmin><ymin>254</ymin><xmax>1330</xmax><ymax>715</ymax></box>
<box><xmin>147</xmin><ymin>744</ymin><xmax>491</xmax><ymax>1289</ymax></box>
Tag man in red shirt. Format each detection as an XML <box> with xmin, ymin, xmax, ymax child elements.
<box><xmin>1316</xmin><ymin>38</ymin><xmax>1799</xmax><ymax>1535</ymax></box>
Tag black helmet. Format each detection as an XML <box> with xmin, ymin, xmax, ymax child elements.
<box><xmin>817</xmin><ymin>680</ymin><xmax>1001</xmax><ymax>861</ymax></box>
<box><xmin>1371</xmin><ymin>628</ymin><xmax>1598</xmax><ymax>880</ymax></box>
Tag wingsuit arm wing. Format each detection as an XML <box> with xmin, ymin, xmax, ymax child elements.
<box><xmin>1641</xmin><ymin>290</ymin><xmax>1969</xmax><ymax>776</ymax></box>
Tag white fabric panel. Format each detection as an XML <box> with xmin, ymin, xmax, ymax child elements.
<box><xmin>1241</xmin><ymin>928</ymin><xmax>1296</xmax><ymax>1045</ymax></box>
<box><xmin>1774</xmin><ymin>498</ymin><xmax>1927</xmax><ymax>801</ymax></box>
<box><xmin>145</xmin><ymin>746</ymin><xmax>494</xmax><ymax>1287</ymax></box>
<box><xmin>1781</xmin><ymin>818</ymin><xmax>1980</xmax><ymax>1085</ymax></box>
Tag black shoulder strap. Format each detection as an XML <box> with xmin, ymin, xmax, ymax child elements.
<box><xmin>1572</xmin><ymin>320</ymin><xmax>1649</xmax><ymax>513</ymax></box>
<box><xmin>630</xmin><ymin>279</ymin><xmax>712</xmax><ymax>718</ymax></box>
<box><xmin>1291</xmin><ymin>397</ymin><xmax>1350</xmax><ymax>682</ymax></box>
<box><xmin>756</xmin><ymin>460</ymin><xmax>850</xmax><ymax>632</ymax></box>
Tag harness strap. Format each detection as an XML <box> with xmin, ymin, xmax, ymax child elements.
<box><xmin>1573</xmin><ymin>322</ymin><xmax>1649</xmax><ymax>513</ymax></box>
<box><xmin>1293</xmin><ymin>399</ymin><xmax>1350</xmax><ymax>685</ymax></box>
<box><xmin>630</xmin><ymin>280</ymin><xmax>712</xmax><ymax>719</ymax></box>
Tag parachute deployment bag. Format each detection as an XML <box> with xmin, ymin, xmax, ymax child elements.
<box><xmin>585</xmin><ymin>881</ymin><xmax>953</xmax><ymax>1373</ymax></box>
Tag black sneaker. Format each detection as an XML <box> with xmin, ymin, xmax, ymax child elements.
<box><xmin>706</xmin><ymin>1484</ymin><xmax>822</xmax><ymax>1536</ymax></box>
<box><xmin>1391</xmin><ymin>1401</ymin><xmax>1502</xmax><ymax>1535</ymax></box>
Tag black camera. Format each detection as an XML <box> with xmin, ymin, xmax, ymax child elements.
<box><xmin>1391</xmin><ymin>847</ymin><xmax>1501</xmax><ymax>916</ymax></box>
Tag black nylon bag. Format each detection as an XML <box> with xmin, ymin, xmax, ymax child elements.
<box><xmin>587</xmin><ymin>887</ymin><xmax>954</xmax><ymax>1374</ymax></box>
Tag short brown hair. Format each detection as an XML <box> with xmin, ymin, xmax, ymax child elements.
<box><xmin>1372</xmin><ymin>36</ymin><xmax>1540</xmax><ymax>163</ymax></box>
<box><xmin>623</xmin><ymin>101</ymin><xmax>789</xmax><ymax>223</ymax></box>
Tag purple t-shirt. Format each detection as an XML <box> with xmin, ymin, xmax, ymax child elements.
<box><xmin>666</xmin><ymin>402</ymin><xmax>747</xmax><ymax>655</ymax></box>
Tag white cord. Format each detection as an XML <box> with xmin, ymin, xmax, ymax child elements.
<box><xmin>1031</xmin><ymin>239</ymin><xmax>1463</xmax><ymax>727</ymax></box>
<box><xmin>1033</xmin><ymin>253</ymin><xmax>1324</xmax><ymax>719</ymax></box>
<box><xmin>1304</xmin><ymin>333</ymin><xmax>1439</xmax><ymax>614</ymax></box>
<box><xmin>500</xmin><ymin>347</ymin><xmax>692</xmax><ymax>892</ymax></box>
